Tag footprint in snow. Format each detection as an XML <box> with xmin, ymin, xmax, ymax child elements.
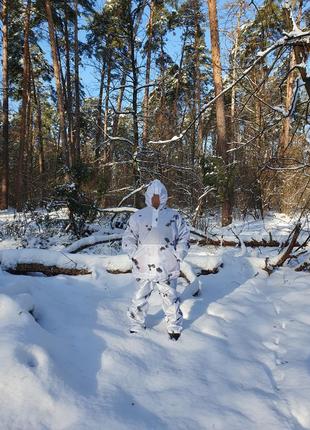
<box><xmin>15</xmin><ymin>344</ymin><xmax>49</xmax><ymax>371</ymax></box>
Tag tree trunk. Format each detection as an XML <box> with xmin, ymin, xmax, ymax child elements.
<box><xmin>112</xmin><ymin>72</ymin><xmax>126</xmax><ymax>137</ymax></box>
<box><xmin>74</xmin><ymin>0</ymin><xmax>80</xmax><ymax>164</ymax></box>
<box><xmin>103</xmin><ymin>52</ymin><xmax>112</xmax><ymax>139</ymax></box>
<box><xmin>129</xmin><ymin>16</ymin><xmax>141</xmax><ymax>206</ymax></box>
<box><xmin>279</xmin><ymin>51</ymin><xmax>295</xmax><ymax>155</ymax></box>
<box><xmin>158</xmin><ymin>34</ymin><xmax>167</xmax><ymax>140</ymax></box>
<box><xmin>193</xmin><ymin>1</ymin><xmax>202</xmax><ymax>157</ymax></box>
<box><xmin>102</xmin><ymin>52</ymin><xmax>112</xmax><ymax>206</ymax></box>
<box><xmin>31</xmin><ymin>67</ymin><xmax>45</xmax><ymax>201</ymax></box>
<box><xmin>24</xmin><ymin>74</ymin><xmax>32</xmax><ymax>200</ymax></box>
<box><xmin>110</xmin><ymin>72</ymin><xmax>127</xmax><ymax>193</ymax></box>
<box><xmin>95</xmin><ymin>60</ymin><xmax>106</xmax><ymax>160</ymax></box>
<box><xmin>27</xmin><ymin>106</ymin><xmax>34</xmax><ymax>202</ymax></box>
<box><xmin>230</xmin><ymin>1</ymin><xmax>243</xmax><ymax>146</ymax></box>
<box><xmin>207</xmin><ymin>0</ymin><xmax>232</xmax><ymax>226</ymax></box>
<box><xmin>280</xmin><ymin>0</ymin><xmax>304</xmax><ymax>154</ymax></box>
<box><xmin>142</xmin><ymin>0</ymin><xmax>154</xmax><ymax>145</ymax></box>
<box><xmin>64</xmin><ymin>1</ymin><xmax>74</xmax><ymax>163</ymax></box>
<box><xmin>1</xmin><ymin>0</ymin><xmax>9</xmax><ymax>210</ymax></box>
<box><xmin>45</xmin><ymin>0</ymin><xmax>70</xmax><ymax>169</ymax></box>
<box><xmin>16</xmin><ymin>0</ymin><xmax>31</xmax><ymax>211</ymax></box>
<box><xmin>174</xmin><ymin>28</ymin><xmax>188</xmax><ymax>134</ymax></box>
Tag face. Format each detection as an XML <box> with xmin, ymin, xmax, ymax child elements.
<box><xmin>151</xmin><ymin>194</ymin><xmax>160</xmax><ymax>209</ymax></box>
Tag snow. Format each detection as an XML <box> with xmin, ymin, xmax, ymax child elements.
<box><xmin>0</xmin><ymin>211</ymin><xmax>310</xmax><ymax>429</ymax></box>
<box><xmin>203</xmin><ymin>212</ymin><xmax>310</xmax><ymax>245</ymax></box>
<box><xmin>148</xmin><ymin>134</ymin><xmax>183</xmax><ymax>145</ymax></box>
<box><xmin>64</xmin><ymin>233</ymin><xmax>123</xmax><ymax>253</ymax></box>
<box><xmin>98</xmin><ymin>207</ymin><xmax>137</xmax><ymax>213</ymax></box>
<box><xmin>0</xmin><ymin>248</ymin><xmax>133</xmax><ymax>275</ymax></box>
<box><xmin>273</xmin><ymin>105</ymin><xmax>289</xmax><ymax>116</ymax></box>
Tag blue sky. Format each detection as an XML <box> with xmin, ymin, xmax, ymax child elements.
<box><xmin>78</xmin><ymin>0</ymin><xmax>254</xmax><ymax>100</ymax></box>
<box><xmin>5</xmin><ymin>0</ymin><xmax>259</xmax><ymax>110</ymax></box>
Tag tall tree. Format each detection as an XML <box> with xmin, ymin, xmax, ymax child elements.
<box><xmin>16</xmin><ymin>0</ymin><xmax>32</xmax><ymax>211</ymax></box>
<box><xmin>142</xmin><ymin>0</ymin><xmax>155</xmax><ymax>145</ymax></box>
<box><xmin>45</xmin><ymin>0</ymin><xmax>70</xmax><ymax>169</ymax></box>
<box><xmin>207</xmin><ymin>0</ymin><xmax>232</xmax><ymax>225</ymax></box>
<box><xmin>64</xmin><ymin>1</ymin><xmax>74</xmax><ymax>158</ymax></box>
<box><xmin>74</xmin><ymin>0</ymin><xmax>81</xmax><ymax>163</ymax></box>
<box><xmin>1</xmin><ymin>0</ymin><xmax>9</xmax><ymax>209</ymax></box>
<box><xmin>280</xmin><ymin>0</ymin><xmax>304</xmax><ymax>155</ymax></box>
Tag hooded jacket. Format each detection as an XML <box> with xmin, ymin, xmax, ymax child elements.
<box><xmin>122</xmin><ymin>179</ymin><xmax>190</xmax><ymax>281</ymax></box>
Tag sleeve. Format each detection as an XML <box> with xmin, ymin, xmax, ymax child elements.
<box><xmin>122</xmin><ymin>214</ymin><xmax>139</xmax><ymax>259</ymax></box>
<box><xmin>175</xmin><ymin>214</ymin><xmax>190</xmax><ymax>261</ymax></box>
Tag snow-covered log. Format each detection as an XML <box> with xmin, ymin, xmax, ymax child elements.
<box><xmin>64</xmin><ymin>233</ymin><xmax>123</xmax><ymax>253</ymax></box>
<box><xmin>64</xmin><ymin>227</ymin><xmax>301</xmax><ymax>254</ymax></box>
<box><xmin>0</xmin><ymin>249</ymin><xmax>132</xmax><ymax>276</ymax></box>
<box><xmin>3</xmin><ymin>263</ymin><xmax>92</xmax><ymax>277</ymax></box>
<box><xmin>0</xmin><ymin>249</ymin><xmax>223</xmax><ymax>282</ymax></box>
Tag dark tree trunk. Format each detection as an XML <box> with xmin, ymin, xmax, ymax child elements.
<box><xmin>31</xmin><ymin>67</ymin><xmax>45</xmax><ymax>201</ymax></box>
<box><xmin>74</xmin><ymin>0</ymin><xmax>80</xmax><ymax>164</ymax></box>
<box><xmin>207</xmin><ymin>0</ymin><xmax>232</xmax><ymax>226</ymax></box>
<box><xmin>142</xmin><ymin>0</ymin><xmax>154</xmax><ymax>145</ymax></box>
<box><xmin>129</xmin><ymin>15</ymin><xmax>141</xmax><ymax>206</ymax></box>
<box><xmin>16</xmin><ymin>0</ymin><xmax>31</xmax><ymax>211</ymax></box>
<box><xmin>45</xmin><ymin>0</ymin><xmax>70</xmax><ymax>169</ymax></box>
<box><xmin>64</xmin><ymin>1</ymin><xmax>74</xmax><ymax>162</ymax></box>
<box><xmin>1</xmin><ymin>0</ymin><xmax>9</xmax><ymax>209</ymax></box>
<box><xmin>95</xmin><ymin>60</ymin><xmax>106</xmax><ymax>160</ymax></box>
<box><xmin>112</xmin><ymin>72</ymin><xmax>126</xmax><ymax>137</ymax></box>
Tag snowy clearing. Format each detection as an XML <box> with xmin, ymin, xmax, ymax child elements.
<box><xmin>0</xmin><ymin>211</ymin><xmax>310</xmax><ymax>430</ymax></box>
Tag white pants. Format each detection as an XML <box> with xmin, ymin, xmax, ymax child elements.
<box><xmin>128</xmin><ymin>278</ymin><xmax>183</xmax><ymax>334</ymax></box>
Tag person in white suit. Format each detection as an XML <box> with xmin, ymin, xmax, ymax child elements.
<box><xmin>122</xmin><ymin>179</ymin><xmax>190</xmax><ymax>340</ymax></box>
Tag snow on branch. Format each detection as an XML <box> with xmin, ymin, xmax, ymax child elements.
<box><xmin>96</xmin><ymin>207</ymin><xmax>137</xmax><ymax>213</ymax></box>
<box><xmin>117</xmin><ymin>184</ymin><xmax>148</xmax><ymax>207</ymax></box>
<box><xmin>64</xmin><ymin>233</ymin><xmax>123</xmax><ymax>254</ymax></box>
<box><xmin>273</xmin><ymin>78</ymin><xmax>302</xmax><ymax>118</ymax></box>
<box><xmin>142</xmin><ymin>29</ymin><xmax>310</xmax><ymax>147</ymax></box>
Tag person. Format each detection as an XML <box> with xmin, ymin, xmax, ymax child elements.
<box><xmin>122</xmin><ymin>179</ymin><xmax>190</xmax><ymax>341</ymax></box>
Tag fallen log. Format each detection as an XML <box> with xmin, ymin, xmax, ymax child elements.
<box><xmin>192</xmin><ymin>236</ymin><xmax>298</xmax><ymax>248</ymax></box>
<box><xmin>0</xmin><ymin>249</ymin><xmax>223</xmax><ymax>283</ymax></box>
<box><xmin>6</xmin><ymin>264</ymin><xmax>92</xmax><ymax>276</ymax></box>
<box><xmin>190</xmin><ymin>225</ymin><xmax>304</xmax><ymax>248</ymax></box>
<box><xmin>0</xmin><ymin>249</ymin><xmax>132</xmax><ymax>276</ymax></box>
<box><xmin>65</xmin><ymin>233</ymin><xmax>123</xmax><ymax>254</ymax></box>
<box><xmin>64</xmin><ymin>229</ymin><xmax>299</xmax><ymax>255</ymax></box>
<box><xmin>264</xmin><ymin>223</ymin><xmax>302</xmax><ymax>274</ymax></box>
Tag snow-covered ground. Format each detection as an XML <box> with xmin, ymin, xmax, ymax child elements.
<box><xmin>0</xmin><ymin>210</ymin><xmax>310</xmax><ymax>430</ymax></box>
<box><xmin>204</xmin><ymin>212</ymin><xmax>310</xmax><ymax>244</ymax></box>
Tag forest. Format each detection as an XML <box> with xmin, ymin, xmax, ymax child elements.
<box><xmin>0</xmin><ymin>0</ymin><xmax>309</xmax><ymax>229</ymax></box>
<box><xmin>1</xmin><ymin>2</ymin><xmax>310</xmax><ymax>428</ymax></box>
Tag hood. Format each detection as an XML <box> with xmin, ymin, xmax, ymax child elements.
<box><xmin>145</xmin><ymin>179</ymin><xmax>168</xmax><ymax>209</ymax></box>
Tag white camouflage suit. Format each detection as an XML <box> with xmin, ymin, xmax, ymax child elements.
<box><xmin>122</xmin><ymin>180</ymin><xmax>190</xmax><ymax>334</ymax></box>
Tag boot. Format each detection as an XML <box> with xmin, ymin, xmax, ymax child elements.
<box><xmin>168</xmin><ymin>332</ymin><xmax>181</xmax><ymax>341</ymax></box>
